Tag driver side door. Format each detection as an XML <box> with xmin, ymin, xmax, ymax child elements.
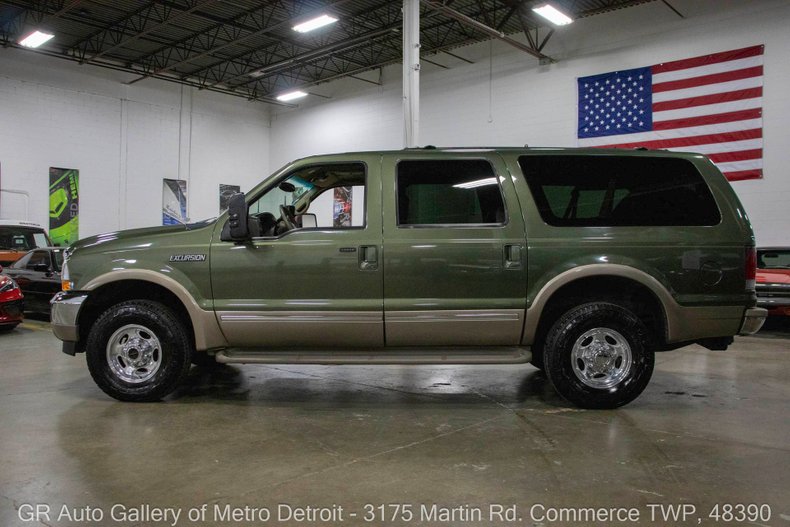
<box><xmin>209</xmin><ymin>155</ymin><xmax>383</xmax><ymax>349</ymax></box>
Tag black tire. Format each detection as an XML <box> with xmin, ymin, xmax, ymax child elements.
<box><xmin>86</xmin><ymin>300</ymin><xmax>192</xmax><ymax>402</ymax></box>
<box><xmin>0</xmin><ymin>323</ymin><xmax>19</xmax><ymax>332</ymax></box>
<box><xmin>544</xmin><ymin>302</ymin><xmax>654</xmax><ymax>409</ymax></box>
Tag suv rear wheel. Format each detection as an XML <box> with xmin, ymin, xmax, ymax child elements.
<box><xmin>85</xmin><ymin>300</ymin><xmax>192</xmax><ymax>401</ymax></box>
<box><xmin>544</xmin><ymin>302</ymin><xmax>654</xmax><ymax>409</ymax></box>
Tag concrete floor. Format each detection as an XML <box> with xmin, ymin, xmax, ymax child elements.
<box><xmin>1</xmin><ymin>319</ymin><xmax>788</xmax><ymax>527</ymax></box>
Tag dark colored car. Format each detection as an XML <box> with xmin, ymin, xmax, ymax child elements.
<box><xmin>756</xmin><ymin>248</ymin><xmax>790</xmax><ymax>317</ymax></box>
<box><xmin>4</xmin><ymin>248</ymin><xmax>64</xmax><ymax>314</ymax></box>
<box><xmin>0</xmin><ymin>274</ymin><xmax>24</xmax><ymax>330</ymax></box>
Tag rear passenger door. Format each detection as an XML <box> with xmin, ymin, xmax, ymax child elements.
<box><xmin>381</xmin><ymin>153</ymin><xmax>528</xmax><ymax>347</ymax></box>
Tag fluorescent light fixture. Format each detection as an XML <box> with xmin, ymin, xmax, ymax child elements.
<box><xmin>276</xmin><ymin>90</ymin><xmax>308</xmax><ymax>102</ymax></box>
<box><xmin>532</xmin><ymin>4</ymin><xmax>573</xmax><ymax>26</ymax></box>
<box><xmin>453</xmin><ymin>177</ymin><xmax>498</xmax><ymax>190</ymax></box>
<box><xmin>293</xmin><ymin>14</ymin><xmax>338</xmax><ymax>33</ymax></box>
<box><xmin>19</xmin><ymin>30</ymin><xmax>55</xmax><ymax>48</ymax></box>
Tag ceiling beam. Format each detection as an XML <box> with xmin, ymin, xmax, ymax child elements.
<box><xmin>420</xmin><ymin>0</ymin><xmax>549</xmax><ymax>60</ymax></box>
<box><xmin>126</xmin><ymin>0</ymin><xmax>358</xmax><ymax>84</ymax></box>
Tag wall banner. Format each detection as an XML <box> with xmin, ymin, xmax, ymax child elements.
<box><xmin>162</xmin><ymin>179</ymin><xmax>187</xmax><ymax>225</ymax></box>
<box><xmin>333</xmin><ymin>186</ymin><xmax>352</xmax><ymax>227</ymax></box>
<box><xmin>49</xmin><ymin>167</ymin><xmax>79</xmax><ymax>246</ymax></box>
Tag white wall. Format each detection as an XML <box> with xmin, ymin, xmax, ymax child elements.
<box><xmin>269</xmin><ymin>0</ymin><xmax>790</xmax><ymax>246</ymax></box>
<box><xmin>0</xmin><ymin>48</ymin><xmax>270</xmax><ymax>237</ymax></box>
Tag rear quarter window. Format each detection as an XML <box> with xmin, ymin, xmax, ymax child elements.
<box><xmin>518</xmin><ymin>155</ymin><xmax>721</xmax><ymax>227</ymax></box>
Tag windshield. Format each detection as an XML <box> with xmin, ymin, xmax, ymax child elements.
<box><xmin>758</xmin><ymin>250</ymin><xmax>790</xmax><ymax>270</ymax></box>
<box><xmin>249</xmin><ymin>176</ymin><xmax>313</xmax><ymax>215</ymax></box>
<box><xmin>0</xmin><ymin>227</ymin><xmax>52</xmax><ymax>251</ymax></box>
<box><xmin>52</xmin><ymin>249</ymin><xmax>64</xmax><ymax>271</ymax></box>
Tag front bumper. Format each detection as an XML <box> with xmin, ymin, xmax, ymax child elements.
<box><xmin>50</xmin><ymin>291</ymin><xmax>88</xmax><ymax>342</ymax></box>
<box><xmin>738</xmin><ymin>307</ymin><xmax>767</xmax><ymax>335</ymax></box>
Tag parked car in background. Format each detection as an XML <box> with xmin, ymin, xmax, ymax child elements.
<box><xmin>0</xmin><ymin>275</ymin><xmax>24</xmax><ymax>330</ymax></box>
<box><xmin>756</xmin><ymin>247</ymin><xmax>790</xmax><ymax>317</ymax></box>
<box><xmin>3</xmin><ymin>248</ymin><xmax>64</xmax><ymax>314</ymax></box>
<box><xmin>0</xmin><ymin>220</ymin><xmax>54</xmax><ymax>267</ymax></box>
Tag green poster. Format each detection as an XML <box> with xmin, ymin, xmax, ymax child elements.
<box><xmin>49</xmin><ymin>167</ymin><xmax>79</xmax><ymax>246</ymax></box>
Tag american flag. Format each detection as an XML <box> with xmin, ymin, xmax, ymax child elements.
<box><xmin>577</xmin><ymin>45</ymin><xmax>764</xmax><ymax>181</ymax></box>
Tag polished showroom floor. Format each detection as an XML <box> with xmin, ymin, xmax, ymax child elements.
<box><xmin>1</xmin><ymin>318</ymin><xmax>788</xmax><ymax>526</ymax></box>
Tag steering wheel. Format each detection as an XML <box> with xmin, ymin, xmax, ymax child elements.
<box><xmin>279</xmin><ymin>204</ymin><xmax>297</xmax><ymax>231</ymax></box>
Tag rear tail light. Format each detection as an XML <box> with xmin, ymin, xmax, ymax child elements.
<box><xmin>745</xmin><ymin>246</ymin><xmax>756</xmax><ymax>291</ymax></box>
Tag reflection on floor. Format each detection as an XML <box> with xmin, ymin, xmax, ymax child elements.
<box><xmin>1</xmin><ymin>318</ymin><xmax>788</xmax><ymax>526</ymax></box>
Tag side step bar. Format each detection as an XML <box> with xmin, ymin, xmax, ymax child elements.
<box><xmin>214</xmin><ymin>347</ymin><xmax>531</xmax><ymax>365</ymax></box>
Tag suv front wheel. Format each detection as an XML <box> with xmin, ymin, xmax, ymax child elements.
<box><xmin>544</xmin><ymin>302</ymin><xmax>654</xmax><ymax>409</ymax></box>
<box><xmin>86</xmin><ymin>300</ymin><xmax>192</xmax><ymax>401</ymax></box>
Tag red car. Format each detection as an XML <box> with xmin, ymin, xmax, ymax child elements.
<box><xmin>756</xmin><ymin>248</ymin><xmax>790</xmax><ymax>317</ymax></box>
<box><xmin>0</xmin><ymin>273</ymin><xmax>24</xmax><ymax>330</ymax></box>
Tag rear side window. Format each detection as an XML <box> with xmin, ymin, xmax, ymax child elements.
<box><xmin>519</xmin><ymin>155</ymin><xmax>721</xmax><ymax>227</ymax></box>
<box><xmin>397</xmin><ymin>160</ymin><xmax>506</xmax><ymax>226</ymax></box>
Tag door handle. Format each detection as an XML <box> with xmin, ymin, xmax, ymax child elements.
<box><xmin>504</xmin><ymin>244</ymin><xmax>522</xmax><ymax>270</ymax></box>
<box><xmin>359</xmin><ymin>245</ymin><xmax>378</xmax><ymax>271</ymax></box>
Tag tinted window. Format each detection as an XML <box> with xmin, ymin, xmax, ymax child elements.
<box><xmin>397</xmin><ymin>160</ymin><xmax>506</xmax><ymax>226</ymax></box>
<box><xmin>758</xmin><ymin>250</ymin><xmax>790</xmax><ymax>269</ymax></box>
<box><xmin>11</xmin><ymin>252</ymin><xmax>32</xmax><ymax>269</ymax></box>
<box><xmin>519</xmin><ymin>155</ymin><xmax>721</xmax><ymax>227</ymax></box>
<box><xmin>26</xmin><ymin>251</ymin><xmax>50</xmax><ymax>269</ymax></box>
<box><xmin>51</xmin><ymin>250</ymin><xmax>64</xmax><ymax>271</ymax></box>
<box><xmin>0</xmin><ymin>227</ymin><xmax>51</xmax><ymax>250</ymax></box>
<box><xmin>248</xmin><ymin>163</ymin><xmax>366</xmax><ymax>235</ymax></box>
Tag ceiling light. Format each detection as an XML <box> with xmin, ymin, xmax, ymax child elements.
<box><xmin>276</xmin><ymin>90</ymin><xmax>308</xmax><ymax>102</ymax></box>
<box><xmin>19</xmin><ymin>30</ymin><xmax>55</xmax><ymax>48</ymax></box>
<box><xmin>293</xmin><ymin>14</ymin><xmax>338</xmax><ymax>33</ymax></box>
<box><xmin>532</xmin><ymin>4</ymin><xmax>573</xmax><ymax>26</ymax></box>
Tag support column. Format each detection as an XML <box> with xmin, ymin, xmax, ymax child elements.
<box><xmin>403</xmin><ymin>0</ymin><xmax>420</xmax><ymax>148</ymax></box>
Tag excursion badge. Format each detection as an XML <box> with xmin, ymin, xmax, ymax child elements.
<box><xmin>169</xmin><ymin>254</ymin><xmax>206</xmax><ymax>262</ymax></box>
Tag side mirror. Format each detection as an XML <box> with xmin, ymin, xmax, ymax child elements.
<box><xmin>222</xmin><ymin>193</ymin><xmax>249</xmax><ymax>242</ymax></box>
<box><xmin>301</xmin><ymin>213</ymin><xmax>317</xmax><ymax>229</ymax></box>
<box><xmin>32</xmin><ymin>263</ymin><xmax>50</xmax><ymax>273</ymax></box>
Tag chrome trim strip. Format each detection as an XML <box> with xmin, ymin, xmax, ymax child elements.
<box><xmin>218</xmin><ymin>311</ymin><xmax>382</xmax><ymax>323</ymax></box>
<box><xmin>387</xmin><ymin>310</ymin><xmax>521</xmax><ymax>323</ymax></box>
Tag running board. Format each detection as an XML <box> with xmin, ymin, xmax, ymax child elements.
<box><xmin>214</xmin><ymin>347</ymin><xmax>531</xmax><ymax>365</ymax></box>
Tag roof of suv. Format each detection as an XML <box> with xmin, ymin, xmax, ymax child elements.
<box><xmin>0</xmin><ymin>220</ymin><xmax>46</xmax><ymax>228</ymax></box>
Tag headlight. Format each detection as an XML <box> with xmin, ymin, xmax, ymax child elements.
<box><xmin>0</xmin><ymin>278</ymin><xmax>19</xmax><ymax>293</ymax></box>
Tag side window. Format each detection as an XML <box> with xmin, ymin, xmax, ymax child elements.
<box><xmin>11</xmin><ymin>252</ymin><xmax>32</xmax><ymax>269</ymax></box>
<box><xmin>26</xmin><ymin>251</ymin><xmax>50</xmax><ymax>269</ymax></box>
<box><xmin>519</xmin><ymin>155</ymin><xmax>721</xmax><ymax>227</ymax></box>
<box><xmin>246</xmin><ymin>163</ymin><xmax>366</xmax><ymax>237</ymax></box>
<box><xmin>397</xmin><ymin>160</ymin><xmax>506</xmax><ymax>226</ymax></box>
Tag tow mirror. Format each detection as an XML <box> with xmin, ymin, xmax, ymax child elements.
<box><xmin>223</xmin><ymin>193</ymin><xmax>249</xmax><ymax>242</ymax></box>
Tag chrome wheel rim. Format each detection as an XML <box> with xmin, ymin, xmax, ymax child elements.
<box><xmin>106</xmin><ymin>324</ymin><xmax>162</xmax><ymax>384</ymax></box>
<box><xmin>571</xmin><ymin>327</ymin><xmax>632</xmax><ymax>389</ymax></box>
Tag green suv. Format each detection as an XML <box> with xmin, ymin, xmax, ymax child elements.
<box><xmin>51</xmin><ymin>148</ymin><xmax>766</xmax><ymax>408</ymax></box>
